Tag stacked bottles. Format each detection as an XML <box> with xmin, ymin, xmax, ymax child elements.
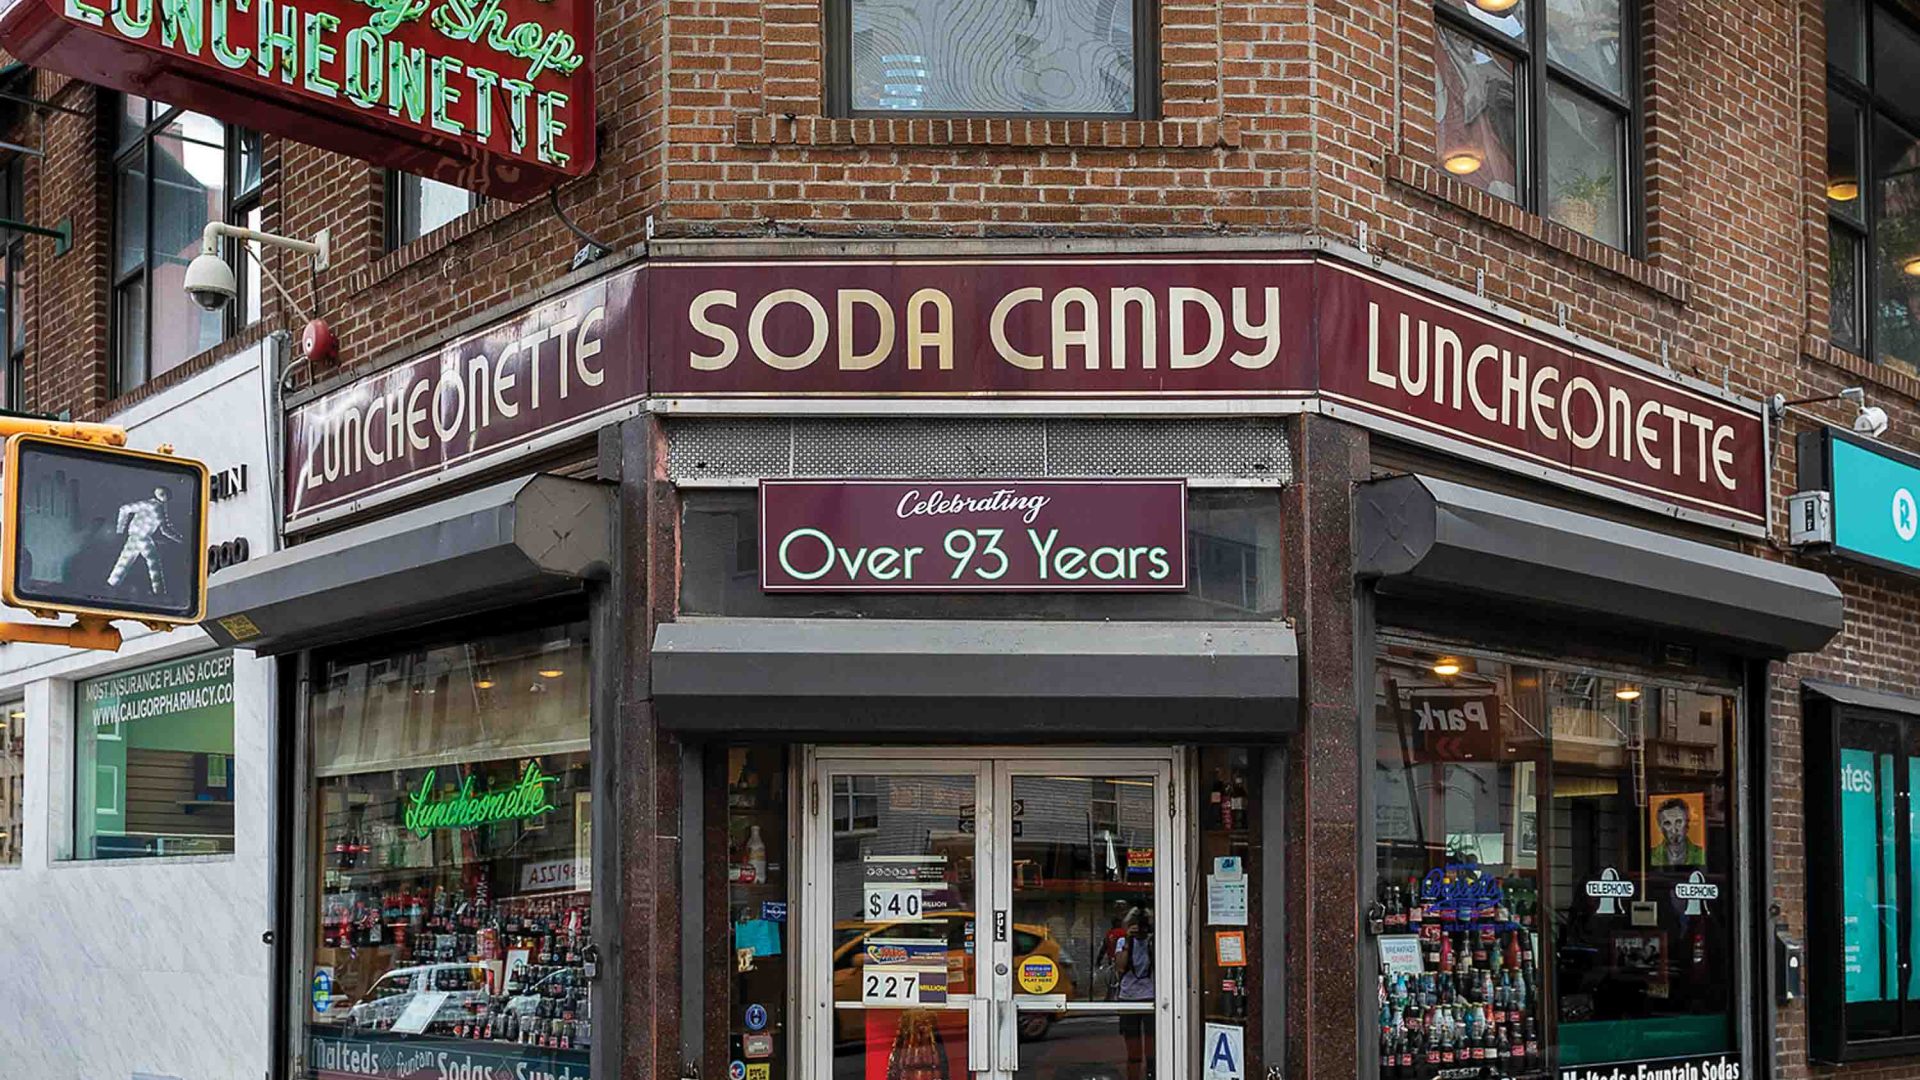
<box><xmin>1376</xmin><ymin>873</ymin><xmax>1543</xmax><ymax>1080</ymax></box>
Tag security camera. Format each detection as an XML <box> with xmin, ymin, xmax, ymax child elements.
<box><xmin>1855</xmin><ymin>404</ymin><xmax>1890</xmax><ymax>438</ymax></box>
<box><xmin>183</xmin><ymin>252</ymin><xmax>236</xmax><ymax>312</ymax></box>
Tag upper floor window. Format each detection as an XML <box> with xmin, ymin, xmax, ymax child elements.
<box><xmin>1</xmin><ymin>158</ymin><xmax>26</xmax><ymax>410</ymax></box>
<box><xmin>1432</xmin><ymin>0</ymin><xmax>1640</xmax><ymax>250</ymax></box>
<box><xmin>389</xmin><ymin>172</ymin><xmax>480</xmax><ymax>248</ymax></box>
<box><xmin>828</xmin><ymin>0</ymin><xmax>1152</xmax><ymax>117</ymax></box>
<box><xmin>112</xmin><ymin>98</ymin><xmax>259</xmax><ymax>395</ymax></box>
<box><xmin>1827</xmin><ymin>0</ymin><xmax>1920</xmax><ymax>374</ymax></box>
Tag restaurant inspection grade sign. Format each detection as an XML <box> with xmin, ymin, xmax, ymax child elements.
<box><xmin>759</xmin><ymin>479</ymin><xmax>1188</xmax><ymax>592</ymax></box>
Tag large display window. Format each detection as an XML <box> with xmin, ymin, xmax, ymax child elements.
<box><xmin>304</xmin><ymin>616</ymin><xmax>594</xmax><ymax>1080</ymax></box>
<box><xmin>74</xmin><ymin>652</ymin><xmax>236</xmax><ymax>860</ymax></box>
<box><xmin>1372</xmin><ymin>641</ymin><xmax>1740</xmax><ymax>1080</ymax></box>
<box><xmin>1804</xmin><ymin>686</ymin><xmax>1920</xmax><ymax>1061</ymax></box>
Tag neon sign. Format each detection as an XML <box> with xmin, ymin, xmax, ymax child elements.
<box><xmin>404</xmin><ymin>761</ymin><xmax>559</xmax><ymax>838</ymax></box>
<box><xmin>1417</xmin><ymin>863</ymin><xmax>1506</xmax><ymax>920</ymax></box>
<box><xmin>0</xmin><ymin>0</ymin><xmax>594</xmax><ymax>199</ymax></box>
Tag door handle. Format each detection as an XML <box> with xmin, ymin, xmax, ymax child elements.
<box><xmin>996</xmin><ymin>994</ymin><xmax>1018</xmax><ymax>1066</ymax></box>
<box><xmin>967</xmin><ymin>998</ymin><xmax>991</xmax><ymax>1073</ymax></box>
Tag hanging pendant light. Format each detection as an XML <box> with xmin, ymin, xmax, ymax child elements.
<box><xmin>1443</xmin><ymin>149</ymin><xmax>1485</xmax><ymax>176</ymax></box>
<box><xmin>1827</xmin><ymin>178</ymin><xmax>1859</xmax><ymax>202</ymax></box>
<box><xmin>1472</xmin><ymin>0</ymin><xmax>1521</xmax><ymax>14</ymax></box>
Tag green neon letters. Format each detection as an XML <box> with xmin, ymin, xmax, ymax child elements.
<box><xmin>404</xmin><ymin>761</ymin><xmax>560</xmax><ymax>839</ymax></box>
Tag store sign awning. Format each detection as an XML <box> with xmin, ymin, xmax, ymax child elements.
<box><xmin>0</xmin><ymin>0</ymin><xmax>595</xmax><ymax>199</ymax></box>
<box><xmin>1354</xmin><ymin>473</ymin><xmax>1843</xmax><ymax>656</ymax></box>
<box><xmin>1793</xmin><ymin>426</ymin><xmax>1920</xmax><ymax>576</ymax></box>
<box><xmin>651</xmin><ymin>617</ymin><xmax>1300</xmax><ymax>736</ymax></box>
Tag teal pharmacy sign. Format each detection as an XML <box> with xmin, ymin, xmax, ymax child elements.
<box><xmin>1799</xmin><ymin>428</ymin><xmax>1920</xmax><ymax>575</ymax></box>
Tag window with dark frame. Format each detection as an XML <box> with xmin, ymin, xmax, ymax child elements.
<box><xmin>1</xmin><ymin>158</ymin><xmax>25</xmax><ymax>411</ymax></box>
<box><xmin>1431</xmin><ymin>0</ymin><xmax>1641</xmax><ymax>252</ymax></box>
<box><xmin>110</xmin><ymin>97</ymin><xmax>259</xmax><ymax>396</ymax></box>
<box><xmin>1826</xmin><ymin>0</ymin><xmax>1920</xmax><ymax>375</ymax></box>
<box><xmin>388</xmin><ymin>172</ymin><xmax>482</xmax><ymax>249</ymax></box>
<box><xmin>826</xmin><ymin>0</ymin><xmax>1156</xmax><ymax>118</ymax></box>
<box><xmin>1803</xmin><ymin>690</ymin><xmax>1920</xmax><ymax>1061</ymax></box>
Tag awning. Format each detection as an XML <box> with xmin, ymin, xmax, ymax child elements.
<box><xmin>1802</xmin><ymin>679</ymin><xmax>1920</xmax><ymax>716</ymax></box>
<box><xmin>1354</xmin><ymin>474</ymin><xmax>1843</xmax><ymax>656</ymax></box>
<box><xmin>651</xmin><ymin>617</ymin><xmax>1299</xmax><ymax>737</ymax></box>
<box><xmin>202</xmin><ymin>474</ymin><xmax>611</xmax><ymax>655</ymax></box>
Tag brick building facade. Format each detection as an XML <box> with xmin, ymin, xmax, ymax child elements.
<box><xmin>0</xmin><ymin>0</ymin><xmax>1914</xmax><ymax>1078</ymax></box>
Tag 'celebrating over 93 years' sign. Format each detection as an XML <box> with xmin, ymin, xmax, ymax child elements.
<box><xmin>759</xmin><ymin>479</ymin><xmax>1189</xmax><ymax>592</ymax></box>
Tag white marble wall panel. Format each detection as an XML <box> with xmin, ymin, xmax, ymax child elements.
<box><xmin>0</xmin><ymin>344</ymin><xmax>278</xmax><ymax>1080</ymax></box>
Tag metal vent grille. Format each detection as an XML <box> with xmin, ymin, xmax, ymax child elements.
<box><xmin>666</xmin><ymin>418</ymin><xmax>1292</xmax><ymax>484</ymax></box>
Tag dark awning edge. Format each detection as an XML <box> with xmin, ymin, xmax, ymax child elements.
<box><xmin>652</xmin><ymin>618</ymin><xmax>1300</xmax><ymax>737</ymax></box>
<box><xmin>1802</xmin><ymin>679</ymin><xmax>1920</xmax><ymax>717</ymax></box>
<box><xmin>202</xmin><ymin>474</ymin><xmax>612</xmax><ymax>655</ymax></box>
<box><xmin>1355</xmin><ymin>474</ymin><xmax>1844</xmax><ymax>658</ymax></box>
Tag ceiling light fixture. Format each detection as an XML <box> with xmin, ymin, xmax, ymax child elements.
<box><xmin>1432</xmin><ymin>658</ymin><xmax>1463</xmax><ymax>676</ymax></box>
<box><xmin>474</xmin><ymin>679</ymin><xmax>496</xmax><ymax>690</ymax></box>
<box><xmin>538</xmin><ymin>669</ymin><xmax>565</xmax><ymax>679</ymax></box>
<box><xmin>1471</xmin><ymin>0</ymin><xmax>1521</xmax><ymax>12</ymax></box>
<box><xmin>1442</xmin><ymin>151</ymin><xmax>1485</xmax><ymax>176</ymax></box>
<box><xmin>1615</xmin><ymin>687</ymin><xmax>1642</xmax><ymax>702</ymax></box>
<box><xmin>1828</xmin><ymin>179</ymin><xmax>1860</xmax><ymax>202</ymax></box>
<box><xmin>1904</xmin><ymin>255</ymin><xmax>1920</xmax><ymax>278</ymax></box>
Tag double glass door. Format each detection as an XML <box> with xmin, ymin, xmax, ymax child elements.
<box><xmin>804</xmin><ymin>749</ymin><xmax>1183</xmax><ymax>1080</ymax></box>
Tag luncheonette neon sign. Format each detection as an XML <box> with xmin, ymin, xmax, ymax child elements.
<box><xmin>404</xmin><ymin>761</ymin><xmax>559</xmax><ymax>838</ymax></box>
<box><xmin>0</xmin><ymin>0</ymin><xmax>594</xmax><ymax>198</ymax></box>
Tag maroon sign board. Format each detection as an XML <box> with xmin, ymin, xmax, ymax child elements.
<box><xmin>759</xmin><ymin>479</ymin><xmax>1189</xmax><ymax>592</ymax></box>
<box><xmin>0</xmin><ymin>0</ymin><xmax>595</xmax><ymax>198</ymax></box>
<box><xmin>650</xmin><ymin>254</ymin><xmax>1765</xmax><ymax>532</ymax></box>
<box><xmin>283</xmin><ymin>250</ymin><xmax>1767</xmax><ymax>536</ymax></box>
<box><xmin>285</xmin><ymin>264</ymin><xmax>643</xmax><ymax>526</ymax></box>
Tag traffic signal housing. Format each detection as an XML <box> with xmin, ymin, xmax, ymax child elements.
<box><xmin>2</xmin><ymin>434</ymin><xmax>209</xmax><ymax>624</ymax></box>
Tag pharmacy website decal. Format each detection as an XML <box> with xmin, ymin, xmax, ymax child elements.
<box><xmin>309</xmin><ymin>1030</ymin><xmax>588</xmax><ymax>1080</ymax></box>
<box><xmin>1558</xmin><ymin>1051</ymin><xmax>1740</xmax><ymax>1080</ymax></box>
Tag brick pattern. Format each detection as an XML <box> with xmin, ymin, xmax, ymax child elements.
<box><xmin>731</xmin><ymin>115</ymin><xmax>1241</xmax><ymax>149</ymax></box>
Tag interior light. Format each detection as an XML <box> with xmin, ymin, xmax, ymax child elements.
<box><xmin>1442</xmin><ymin>151</ymin><xmax>1485</xmax><ymax>176</ymax></box>
<box><xmin>8</xmin><ymin>710</ymin><xmax>21</xmax><ymax>720</ymax></box>
<box><xmin>1615</xmin><ymin>687</ymin><xmax>1643</xmax><ymax>702</ymax></box>
<box><xmin>1828</xmin><ymin>179</ymin><xmax>1859</xmax><ymax>201</ymax></box>
<box><xmin>1903</xmin><ymin>255</ymin><xmax>1920</xmax><ymax>278</ymax></box>
<box><xmin>474</xmin><ymin>679</ymin><xmax>496</xmax><ymax>690</ymax></box>
<box><xmin>1432</xmin><ymin>658</ymin><xmax>1462</xmax><ymax>676</ymax></box>
<box><xmin>538</xmin><ymin>669</ymin><xmax>565</xmax><ymax>679</ymax></box>
<box><xmin>1472</xmin><ymin>0</ymin><xmax>1521</xmax><ymax>12</ymax></box>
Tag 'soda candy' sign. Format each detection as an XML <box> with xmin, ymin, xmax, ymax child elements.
<box><xmin>0</xmin><ymin>0</ymin><xmax>594</xmax><ymax>198</ymax></box>
<box><xmin>760</xmin><ymin>479</ymin><xmax>1188</xmax><ymax>592</ymax></box>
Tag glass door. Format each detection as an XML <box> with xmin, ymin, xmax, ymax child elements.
<box><xmin>808</xmin><ymin>758</ymin><xmax>991</xmax><ymax>1080</ymax></box>
<box><xmin>806</xmin><ymin>750</ymin><xmax>1181</xmax><ymax>1080</ymax></box>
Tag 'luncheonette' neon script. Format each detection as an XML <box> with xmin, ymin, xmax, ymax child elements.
<box><xmin>64</xmin><ymin>0</ymin><xmax>580</xmax><ymax>167</ymax></box>
<box><xmin>404</xmin><ymin>761</ymin><xmax>560</xmax><ymax>838</ymax></box>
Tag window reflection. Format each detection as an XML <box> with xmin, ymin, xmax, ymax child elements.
<box><xmin>849</xmin><ymin>0</ymin><xmax>1136</xmax><ymax>115</ymax></box>
<box><xmin>1435</xmin><ymin>26</ymin><xmax>1522</xmax><ymax>201</ymax></box>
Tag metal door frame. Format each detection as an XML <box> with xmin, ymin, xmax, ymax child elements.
<box><xmin>800</xmin><ymin>746</ymin><xmax>1188</xmax><ymax>1080</ymax></box>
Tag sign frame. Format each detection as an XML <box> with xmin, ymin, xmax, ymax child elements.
<box><xmin>758</xmin><ymin>477</ymin><xmax>1190</xmax><ymax>593</ymax></box>
<box><xmin>1797</xmin><ymin>425</ymin><xmax>1920</xmax><ymax>577</ymax></box>
<box><xmin>1</xmin><ymin>433</ymin><xmax>210</xmax><ymax>624</ymax></box>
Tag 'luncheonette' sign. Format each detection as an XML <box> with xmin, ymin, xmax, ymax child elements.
<box><xmin>0</xmin><ymin>0</ymin><xmax>594</xmax><ymax>198</ymax></box>
<box><xmin>285</xmin><ymin>265</ymin><xmax>642</xmax><ymax>525</ymax></box>
<box><xmin>759</xmin><ymin>479</ymin><xmax>1188</xmax><ymax>592</ymax></box>
<box><xmin>283</xmin><ymin>252</ymin><xmax>1766</xmax><ymax>534</ymax></box>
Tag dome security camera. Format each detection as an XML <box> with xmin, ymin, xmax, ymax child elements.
<box><xmin>1855</xmin><ymin>404</ymin><xmax>1890</xmax><ymax>438</ymax></box>
<box><xmin>183</xmin><ymin>252</ymin><xmax>236</xmax><ymax>312</ymax></box>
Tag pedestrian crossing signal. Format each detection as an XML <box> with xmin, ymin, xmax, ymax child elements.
<box><xmin>1</xmin><ymin>434</ymin><xmax>209</xmax><ymax>624</ymax></box>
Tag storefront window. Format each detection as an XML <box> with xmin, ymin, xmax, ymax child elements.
<box><xmin>74</xmin><ymin>653</ymin><xmax>236</xmax><ymax>860</ymax></box>
<box><xmin>1</xmin><ymin>698</ymin><xmax>21</xmax><ymax>865</ymax></box>
<box><xmin>1372</xmin><ymin>642</ymin><xmax>1737</xmax><ymax>1079</ymax></box>
<box><xmin>305</xmin><ymin>618</ymin><xmax>593</xmax><ymax>1079</ymax></box>
<box><xmin>723</xmin><ymin>746</ymin><xmax>791</xmax><ymax>1074</ymax></box>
